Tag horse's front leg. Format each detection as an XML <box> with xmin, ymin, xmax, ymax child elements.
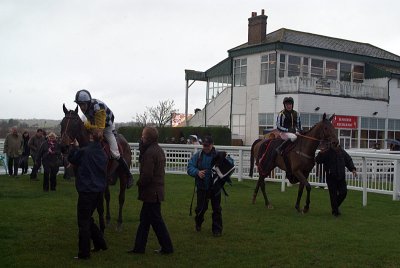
<box><xmin>303</xmin><ymin>181</ymin><xmax>311</xmax><ymax>213</ymax></box>
<box><xmin>252</xmin><ymin>178</ymin><xmax>261</xmax><ymax>204</ymax></box>
<box><xmin>295</xmin><ymin>182</ymin><xmax>304</xmax><ymax>213</ymax></box>
<box><xmin>116</xmin><ymin>177</ymin><xmax>127</xmax><ymax>232</ymax></box>
<box><xmin>104</xmin><ymin>186</ymin><xmax>111</xmax><ymax>226</ymax></box>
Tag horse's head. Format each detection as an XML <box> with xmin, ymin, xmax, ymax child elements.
<box><xmin>60</xmin><ymin>104</ymin><xmax>85</xmax><ymax>148</ymax></box>
<box><xmin>317</xmin><ymin>113</ymin><xmax>339</xmax><ymax>145</ymax></box>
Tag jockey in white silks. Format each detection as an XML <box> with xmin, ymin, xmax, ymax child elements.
<box><xmin>275</xmin><ymin>96</ymin><xmax>302</xmax><ymax>154</ymax></box>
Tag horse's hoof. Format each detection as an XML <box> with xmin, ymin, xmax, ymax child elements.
<box><xmin>266</xmin><ymin>204</ymin><xmax>274</xmax><ymax>209</ymax></box>
<box><xmin>303</xmin><ymin>207</ymin><xmax>309</xmax><ymax>214</ymax></box>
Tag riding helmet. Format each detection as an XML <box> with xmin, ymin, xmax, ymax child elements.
<box><xmin>283</xmin><ymin>96</ymin><xmax>294</xmax><ymax>105</ymax></box>
<box><xmin>75</xmin><ymin>89</ymin><xmax>92</xmax><ymax>104</ymax></box>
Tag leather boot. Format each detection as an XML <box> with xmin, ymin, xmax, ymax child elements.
<box><xmin>276</xmin><ymin>139</ymin><xmax>289</xmax><ymax>155</ymax></box>
<box><xmin>117</xmin><ymin>158</ymin><xmax>134</xmax><ymax>189</ymax></box>
<box><xmin>107</xmin><ymin>159</ymin><xmax>119</xmax><ymax>185</ymax></box>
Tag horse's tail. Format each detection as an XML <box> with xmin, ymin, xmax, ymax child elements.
<box><xmin>249</xmin><ymin>139</ymin><xmax>262</xmax><ymax>177</ymax></box>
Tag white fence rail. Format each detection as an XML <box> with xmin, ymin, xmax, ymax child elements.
<box><xmin>1</xmin><ymin>139</ymin><xmax>399</xmax><ymax>205</ymax></box>
<box><xmin>128</xmin><ymin>143</ymin><xmax>400</xmax><ymax>206</ymax></box>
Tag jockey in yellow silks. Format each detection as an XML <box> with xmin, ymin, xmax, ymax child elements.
<box><xmin>74</xmin><ymin>89</ymin><xmax>133</xmax><ymax>188</ymax></box>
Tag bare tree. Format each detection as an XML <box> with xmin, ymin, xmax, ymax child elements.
<box><xmin>148</xmin><ymin>100</ymin><xmax>176</xmax><ymax>127</ymax></box>
<box><xmin>135</xmin><ymin>111</ymin><xmax>149</xmax><ymax>127</ymax></box>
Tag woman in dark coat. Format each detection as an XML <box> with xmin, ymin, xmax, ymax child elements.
<box><xmin>37</xmin><ymin>132</ymin><xmax>62</xmax><ymax>191</ymax></box>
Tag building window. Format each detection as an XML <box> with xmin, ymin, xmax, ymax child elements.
<box><xmin>260</xmin><ymin>53</ymin><xmax>276</xmax><ymax>84</ymax></box>
<box><xmin>232</xmin><ymin>114</ymin><xmax>246</xmax><ymax>137</ymax></box>
<box><xmin>234</xmin><ymin>58</ymin><xmax>247</xmax><ymax>86</ymax></box>
<box><xmin>311</xmin><ymin>58</ymin><xmax>323</xmax><ymax>78</ymax></box>
<box><xmin>340</xmin><ymin>63</ymin><xmax>351</xmax><ymax>82</ymax></box>
<box><xmin>258</xmin><ymin>113</ymin><xmax>275</xmax><ymax>135</ymax></box>
<box><xmin>353</xmin><ymin>65</ymin><xmax>364</xmax><ymax>83</ymax></box>
<box><xmin>279</xmin><ymin>54</ymin><xmax>286</xmax><ymax>78</ymax></box>
<box><xmin>288</xmin><ymin>55</ymin><xmax>301</xmax><ymax>77</ymax></box>
<box><xmin>326</xmin><ymin>61</ymin><xmax>338</xmax><ymax>80</ymax></box>
<box><xmin>208</xmin><ymin>75</ymin><xmax>231</xmax><ymax>102</ymax></box>
<box><xmin>360</xmin><ymin>117</ymin><xmax>386</xmax><ymax>149</ymax></box>
<box><xmin>302</xmin><ymin>57</ymin><xmax>310</xmax><ymax>77</ymax></box>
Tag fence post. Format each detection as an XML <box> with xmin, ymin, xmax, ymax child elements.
<box><xmin>281</xmin><ymin>170</ymin><xmax>286</xmax><ymax>192</ymax></box>
<box><xmin>238</xmin><ymin>149</ymin><xmax>243</xmax><ymax>182</ymax></box>
<box><xmin>362</xmin><ymin>156</ymin><xmax>367</xmax><ymax>207</ymax></box>
<box><xmin>393</xmin><ymin>160</ymin><xmax>400</xmax><ymax>201</ymax></box>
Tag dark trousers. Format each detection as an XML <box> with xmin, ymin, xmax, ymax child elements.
<box><xmin>20</xmin><ymin>155</ymin><xmax>29</xmax><ymax>174</ymax></box>
<box><xmin>30</xmin><ymin>155</ymin><xmax>41</xmax><ymax>179</ymax></box>
<box><xmin>195</xmin><ymin>189</ymin><xmax>222</xmax><ymax>234</ymax></box>
<box><xmin>326</xmin><ymin>176</ymin><xmax>347</xmax><ymax>214</ymax></box>
<box><xmin>133</xmin><ymin>202</ymin><xmax>173</xmax><ymax>253</ymax></box>
<box><xmin>7</xmin><ymin>156</ymin><xmax>20</xmax><ymax>176</ymax></box>
<box><xmin>77</xmin><ymin>192</ymin><xmax>107</xmax><ymax>258</ymax></box>
<box><xmin>43</xmin><ymin>165</ymin><xmax>59</xmax><ymax>191</ymax></box>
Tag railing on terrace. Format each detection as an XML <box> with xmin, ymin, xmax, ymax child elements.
<box><xmin>128</xmin><ymin>143</ymin><xmax>400</xmax><ymax>206</ymax></box>
<box><xmin>277</xmin><ymin>76</ymin><xmax>388</xmax><ymax>101</ymax></box>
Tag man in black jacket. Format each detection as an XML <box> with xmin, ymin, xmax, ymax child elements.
<box><xmin>315</xmin><ymin>142</ymin><xmax>357</xmax><ymax>217</ymax></box>
<box><xmin>68</xmin><ymin>130</ymin><xmax>108</xmax><ymax>259</ymax></box>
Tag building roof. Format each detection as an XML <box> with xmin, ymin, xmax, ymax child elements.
<box><xmin>230</xmin><ymin>28</ymin><xmax>400</xmax><ymax>63</ymax></box>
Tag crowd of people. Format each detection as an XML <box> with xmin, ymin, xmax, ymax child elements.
<box><xmin>1</xmin><ymin>91</ymin><xmax>359</xmax><ymax>260</ymax></box>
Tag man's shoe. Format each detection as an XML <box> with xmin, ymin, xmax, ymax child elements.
<box><xmin>127</xmin><ymin>249</ymin><xmax>144</xmax><ymax>254</ymax></box>
<box><xmin>213</xmin><ymin>232</ymin><xmax>222</xmax><ymax>237</ymax></box>
<box><xmin>73</xmin><ymin>255</ymin><xmax>90</xmax><ymax>260</ymax></box>
<box><xmin>91</xmin><ymin>245</ymin><xmax>107</xmax><ymax>252</ymax></box>
<box><xmin>154</xmin><ymin>248</ymin><xmax>173</xmax><ymax>255</ymax></box>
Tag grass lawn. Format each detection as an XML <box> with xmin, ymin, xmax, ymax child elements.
<box><xmin>0</xmin><ymin>173</ymin><xmax>399</xmax><ymax>267</ymax></box>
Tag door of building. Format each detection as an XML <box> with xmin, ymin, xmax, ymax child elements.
<box><xmin>339</xmin><ymin>136</ymin><xmax>351</xmax><ymax>149</ymax></box>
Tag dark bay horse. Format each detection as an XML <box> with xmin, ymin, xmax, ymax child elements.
<box><xmin>249</xmin><ymin>113</ymin><xmax>338</xmax><ymax>213</ymax></box>
<box><xmin>61</xmin><ymin>104</ymin><xmax>132</xmax><ymax>231</ymax></box>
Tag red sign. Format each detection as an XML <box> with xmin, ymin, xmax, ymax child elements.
<box><xmin>332</xmin><ymin>115</ymin><xmax>358</xmax><ymax>129</ymax></box>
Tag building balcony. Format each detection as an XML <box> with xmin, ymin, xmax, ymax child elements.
<box><xmin>277</xmin><ymin>76</ymin><xmax>388</xmax><ymax>101</ymax></box>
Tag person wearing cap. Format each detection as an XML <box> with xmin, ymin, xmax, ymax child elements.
<box><xmin>187</xmin><ymin>135</ymin><xmax>223</xmax><ymax>237</ymax></box>
<box><xmin>36</xmin><ymin>132</ymin><xmax>62</xmax><ymax>191</ymax></box>
<box><xmin>275</xmin><ymin>97</ymin><xmax>302</xmax><ymax>178</ymax></box>
<box><xmin>74</xmin><ymin>89</ymin><xmax>133</xmax><ymax>189</ymax></box>
<box><xmin>188</xmin><ymin>135</ymin><xmax>201</xmax><ymax>145</ymax></box>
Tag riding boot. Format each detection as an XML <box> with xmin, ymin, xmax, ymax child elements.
<box><xmin>107</xmin><ymin>159</ymin><xmax>119</xmax><ymax>185</ymax></box>
<box><xmin>276</xmin><ymin>139</ymin><xmax>289</xmax><ymax>155</ymax></box>
<box><xmin>117</xmin><ymin>158</ymin><xmax>134</xmax><ymax>189</ymax></box>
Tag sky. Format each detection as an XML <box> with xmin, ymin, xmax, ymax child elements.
<box><xmin>1</xmin><ymin>0</ymin><xmax>400</xmax><ymax>122</ymax></box>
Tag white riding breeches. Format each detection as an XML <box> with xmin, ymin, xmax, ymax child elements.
<box><xmin>104</xmin><ymin>123</ymin><xmax>120</xmax><ymax>159</ymax></box>
<box><xmin>280</xmin><ymin>132</ymin><xmax>297</xmax><ymax>142</ymax></box>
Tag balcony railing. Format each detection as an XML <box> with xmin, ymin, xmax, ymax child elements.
<box><xmin>277</xmin><ymin>76</ymin><xmax>388</xmax><ymax>101</ymax></box>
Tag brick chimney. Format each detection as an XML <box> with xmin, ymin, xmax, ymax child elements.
<box><xmin>248</xmin><ymin>9</ymin><xmax>267</xmax><ymax>45</ymax></box>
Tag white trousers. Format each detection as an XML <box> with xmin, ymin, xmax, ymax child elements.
<box><xmin>279</xmin><ymin>132</ymin><xmax>297</xmax><ymax>142</ymax></box>
<box><xmin>104</xmin><ymin>123</ymin><xmax>120</xmax><ymax>159</ymax></box>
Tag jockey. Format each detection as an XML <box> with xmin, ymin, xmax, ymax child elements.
<box><xmin>74</xmin><ymin>89</ymin><xmax>133</xmax><ymax>188</ymax></box>
<box><xmin>275</xmin><ymin>96</ymin><xmax>302</xmax><ymax>154</ymax></box>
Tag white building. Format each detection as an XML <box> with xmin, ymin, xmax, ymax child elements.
<box><xmin>185</xmin><ymin>10</ymin><xmax>400</xmax><ymax>148</ymax></box>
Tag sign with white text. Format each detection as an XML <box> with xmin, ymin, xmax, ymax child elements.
<box><xmin>332</xmin><ymin>115</ymin><xmax>358</xmax><ymax>129</ymax></box>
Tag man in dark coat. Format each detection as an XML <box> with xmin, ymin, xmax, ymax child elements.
<box><xmin>315</xmin><ymin>142</ymin><xmax>357</xmax><ymax>217</ymax></box>
<box><xmin>28</xmin><ymin>128</ymin><xmax>45</xmax><ymax>180</ymax></box>
<box><xmin>68</xmin><ymin>130</ymin><xmax>108</xmax><ymax>259</ymax></box>
<box><xmin>127</xmin><ymin>126</ymin><xmax>173</xmax><ymax>254</ymax></box>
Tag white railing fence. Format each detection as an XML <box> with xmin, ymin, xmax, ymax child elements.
<box><xmin>1</xmin><ymin>139</ymin><xmax>399</xmax><ymax>206</ymax></box>
<box><xmin>128</xmin><ymin>143</ymin><xmax>400</xmax><ymax>206</ymax></box>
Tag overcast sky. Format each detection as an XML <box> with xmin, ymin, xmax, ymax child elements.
<box><xmin>1</xmin><ymin>0</ymin><xmax>400</xmax><ymax>122</ymax></box>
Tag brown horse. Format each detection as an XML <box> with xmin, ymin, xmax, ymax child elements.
<box><xmin>60</xmin><ymin>104</ymin><xmax>132</xmax><ymax>231</ymax></box>
<box><xmin>249</xmin><ymin>113</ymin><xmax>338</xmax><ymax>213</ymax></box>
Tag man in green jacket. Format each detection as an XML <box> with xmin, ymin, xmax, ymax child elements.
<box><xmin>3</xmin><ymin>127</ymin><xmax>22</xmax><ymax>177</ymax></box>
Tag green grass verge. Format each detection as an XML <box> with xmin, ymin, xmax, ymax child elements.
<box><xmin>0</xmin><ymin>174</ymin><xmax>399</xmax><ymax>267</ymax></box>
